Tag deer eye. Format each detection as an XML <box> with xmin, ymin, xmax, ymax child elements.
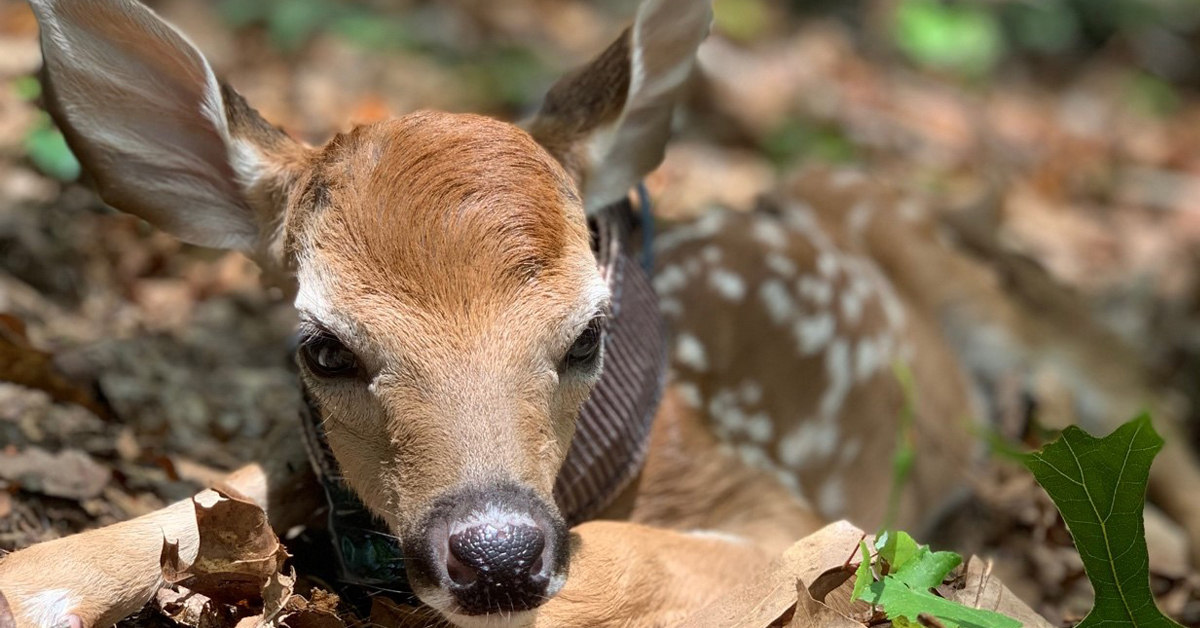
<box><xmin>301</xmin><ymin>334</ymin><xmax>360</xmax><ymax>378</ymax></box>
<box><xmin>562</xmin><ymin>316</ymin><xmax>605</xmax><ymax>372</ymax></box>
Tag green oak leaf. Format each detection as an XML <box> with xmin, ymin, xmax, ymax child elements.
<box><xmin>891</xmin><ymin>545</ymin><xmax>962</xmax><ymax>589</ymax></box>
<box><xmin>854</xmin><ymin>532</ymin><xmax>1013</xmax><ymax>628</ymax></box>
<box><xmin>851</xmin><ymin>540</ymin><xmax>872</xmax><ymax>602</ymax></box>
<box><xmin>865</xmin><ymin>578</ymin><xmax>1021</xmax><ymax>628</ymax></box>
<box><xmin>1022</xmin><ymin>414</ymin><xmax>1184</xmax><ymax>628</ymax></box>
<box><xmin>877</xmin><ymin>529</ymin><xmax>919</xmax><ymax>569</ymax></box>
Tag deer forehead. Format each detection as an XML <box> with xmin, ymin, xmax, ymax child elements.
<box><xmin>289</xmin><ymin>112</ymin><xmax>606</xmax><ymax>361</ymax></box>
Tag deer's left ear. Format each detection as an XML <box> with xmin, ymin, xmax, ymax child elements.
<box><xmin>525</xmin><ymin>0</ymin><xmax>712</xmax><ymax>212</ymax></box>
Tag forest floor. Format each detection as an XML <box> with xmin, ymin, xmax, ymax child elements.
<box><xmin>3</xmin><ymin>0</ymin><xmax>1200</xmax><ymax>626</ymax></box>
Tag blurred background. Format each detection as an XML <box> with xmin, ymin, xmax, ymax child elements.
<box><xmin>4</xmin><ymin>0</ymin><xmax>1200</xmax><ymax>624</ymax></box>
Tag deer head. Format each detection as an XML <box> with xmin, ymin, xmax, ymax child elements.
<box><xmin>29</xmin><ymin>0</ymin><xmax>710</xmax><ymax>620</ymax></box>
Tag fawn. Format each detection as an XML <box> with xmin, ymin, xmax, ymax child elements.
<box><xmin>4</xmin><ymin>0</ymin><xmax>1200</xmax><ymax>626</ymax></box>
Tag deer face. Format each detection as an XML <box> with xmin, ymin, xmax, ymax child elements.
<box><xmin>288</xmin><ymin>114</ymin><xmax>605</xmax><ymax>613</ymax></box>
<box><xmin>30</xmin><ymin>0</ymin><xmax>710</xmax><ymax>620</ymax></box>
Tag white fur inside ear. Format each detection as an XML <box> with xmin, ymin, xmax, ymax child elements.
<box><xmin>583</xmin><ymin>0</ymin><xmax>712</xmax><ymax>212</ymax></box>
<box><xmin>30</xmin><ymin>0</ymin><xmax>262</xmax><ymax>251</ymax></box>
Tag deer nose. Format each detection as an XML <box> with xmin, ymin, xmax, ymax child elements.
<box><xmin>414</xmin><ymin>484</ymin><xmax>567</xmax><ymax>616</ymax></box>
<box><xmin>446</xmin><ymin>517</ymin><xmax>548</xmax><ymax>597</ymax></box>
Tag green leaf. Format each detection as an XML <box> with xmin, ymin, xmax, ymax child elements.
<box><xmin>851</xmin><ymin>540</ymin><xmax>872</xmax><ymax>602</ymax></box>
<box><xmin>24</xmin><ymin>118</ymin><xmax>80</xmax><ymax>182</ymax></box>
<box><xmin>891</xmin><ymin>546</ymin><xmax>962</xmax><ymax>589</ymax></box>
<box><xmin>864</xmin><ymin>578</ymin><xmax>1021</xmax><ymax>628</ymax></box>
<box><xmin>891</xmin><ymin>0</ymin><xmax>1005</xmax><ymax>77</ymax></box>
<box><xmin>878</xmin><ymin>530</ymin><xmax>920</xmax><ymax>570</ymax></box>
<box><xmin>1022</xmin><ymin>414</ymin><xmax>1184</xmax><ymax>628</ymax></box>
<box><xmin>856</xmin><ymin>533</ymin><xmax>1012</xmax><ymax>628</ymax></box>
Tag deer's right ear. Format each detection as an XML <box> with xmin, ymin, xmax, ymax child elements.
<box><xmin>30</xmin><ymin>0</ymin><xmax>309</xmax><ymax>256</ymax></box>
<box><xmin>526</xmin><ymin>0</ymin><xmax>712</xmax><ymax>213</ymax></box>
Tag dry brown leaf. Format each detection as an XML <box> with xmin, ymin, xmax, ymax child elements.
<box><xmin>679</xmin><ymin>520</ymin><xmax>866</xmax><ymax>628</ymax></box>
<box><xmin>160</xmin><ymin>489</ymin><xmax>289</xmax><ymax>606</ymax></box>
<box><xmin>0</xmin><ymin>447</ymin><xmax>109</xmax><ymax>500</ymax></box>
<box><xmin>0</xmin><ymin>314</ymin><xmax>108</xmax><ymax>419</ymax></box>
<box><xmin>156</xmin><ymin>587</ymin><xmax>236</xmax><ymax>628</ymax></box>
<box><xmin>787</xmin><ymin>579</ymin><xmax>862</xmax><ymax>628</ymax></box>
<box><xmin>940</xmin><ymin>557</ymin><xmax>1054</xmax><ymax>628</ymax></box>
<box><xmin>260</xmin><ymin>569</ymin><xmax>297</xmax><ymax>624</ymax></box>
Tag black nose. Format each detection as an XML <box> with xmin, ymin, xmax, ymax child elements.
<box><xmin>410</xmin><ymin>483</ymin><xmax>567</xmax><ymax>616</ymax></box>
<box><xmin>446</xmin><ymin>518</ymin><xmax>549</xmax><ymax>611</ymax></box>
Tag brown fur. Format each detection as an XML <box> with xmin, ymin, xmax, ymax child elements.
<box><xmin>283</xmin><ymin>113</ymin><xmax>605</xmax><ymax>544</ymax></box>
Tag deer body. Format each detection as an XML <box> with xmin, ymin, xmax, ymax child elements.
<box><xmin>4</xmin><ymin>0</ymin><xmax>1200</xmax><ymax>626</ymax></box>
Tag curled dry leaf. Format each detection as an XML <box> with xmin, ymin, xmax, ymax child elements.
<box><xmin>939</xmin><ymin>557</ymin><xmax>1054</xmax><ymax>628</ymax></box>
<box><xmin>679</xmin><ymin>520</ymin><xmax>866</xmax><ymax>628</ymax></box>
<box><xmin>160</xmin><ymin>489</ymin><xmax>289</xmax><ymax>606</ymax></box>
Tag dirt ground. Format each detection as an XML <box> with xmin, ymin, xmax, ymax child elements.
<box><xmin>4</xmin><ymin>0</ymin><xmax>1200</xmax><ymax>625</ymax></box>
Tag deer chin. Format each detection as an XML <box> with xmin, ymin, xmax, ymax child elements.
<box><xmin>413</xmin><ymin>576</ymin><xmax>568</xmax><ymax>628</ymax></box>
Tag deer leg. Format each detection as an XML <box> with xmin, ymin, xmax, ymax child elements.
<box><xmin>0</xmin><ymin>427</ymin><xmax>318</xmax><ymax>628</ymax></box>
<box><xmin>528</xmin><ymin>519</ymin><xmax>772</xmax><ymax>628</ymax></box>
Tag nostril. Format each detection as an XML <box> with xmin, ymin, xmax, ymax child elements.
<box><xmin>447</xmin><ymin>523</ymin><xmax>546</xmax><ymax>583</ymax></box>
<box><xmin>446</xmin><ymin>549</ymin><xmax>478</xmax><ymax>586</ymax></box>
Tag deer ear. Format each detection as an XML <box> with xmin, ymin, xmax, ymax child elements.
<box><xmin>526</xmin><ymin>0</ymin><xmax>712</xmax><ymax>212</ymax></box>
<box><xmin>30</xmin><ymin>0</ymin><xmax>307</xmax><ymax>254</ymax></box>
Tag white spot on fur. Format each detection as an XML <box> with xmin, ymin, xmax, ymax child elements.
<box><xmin>846</xmin><ymin>199</ymin><xmax>876</xmax><ymax>244</ymax></box>
<box><xmin>745</xmin><ymin>413</ymin><xmax>773</xmax><ymax>442</ymax></box>
<box><xmin>675</xmin><ymin>332</ymin><xmax>708</xmax><ymax>371</ymax></box>
<box><xmin>708</xmin><ymin>268</ymin><xmax>746</xmax><ymax>302</ymax></box>
<box><xmin>675</xmin><ymin>382</ymin><xmax>703</xmax><ymax>409</ymax></box>
<box><xmin>659</xmin><ymin>298</ymin><xmax>683</xmax><ymax>316</ymax></box>
<box><xmin>736</xmin><ymin>442</ymin><xmax>770</xmax><ymax>468</ymax></box>
<box><xmin>20</xmin><ymin>589</ymin><xmax>78</xmax><ymax>628</ymax></box>
<box><xmin>738</xmin><ymin>381</ymin><xmax>763</xmax><ymax>405</ymax></box>
<box><xmin>819</xmin><ymin>339</ymin><xmax>852</xmax><ymax>420</ymax></box>
<box><xmin>798</xmin><ymin>275</ymin><xmax>832</xmax><ymax>306</ymax></box>
<box><xmin>817</xmin><ymin>252</ymin><xmax>839</xmax><ymax>278</ymax></box>
<box><xmin>759</xmin><ymin>279</ymin><xmax>797</xmax><ymax>325</ymax></box>
<box><xmin>654</xmin><ymin>209</ymin><xmax>729</xmax><ymax>254</ymax></box>
<box><xmin>654</xmin><ymin>264</ymin><xmax>688</xmax><ymax>296</ymax></box>
<box><xmin>778</xmin><ymin>420</ymin><xmax>839</xmax><ymax>467</ymax></box>
<box><xmin>840</xmin><ymin>291</ymin><xmax>863</xmax><ymax>326</ymax></box>
<box><xmin>794</xmin><ymin>313</ymin><xmax>835</xmax><ymax>355</ymax></box>
<box><xmin>752</xmin><ymin>220</ymin><xmax>788</xmax><ymax>249</ymax></box>
<box><xmin>701</xmin><ymin>245</ymin><xmax>723</xmax><ymax>264</ymax></box>
<box><xmin>765</xmin><ymin>253</ymin><xmax>797</xmax><ymax>277</ymax></box>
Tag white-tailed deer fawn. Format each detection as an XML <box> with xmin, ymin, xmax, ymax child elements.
<box><xmin>3</xmin><ymin>0</ymin><xmax>1200</xmax><ymax>627</ymax></box>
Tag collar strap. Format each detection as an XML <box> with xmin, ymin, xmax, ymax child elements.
<box><xmin>299</xmin><ymin>194</ymin><xmax>666</xmax><ymax>594</ymax></box>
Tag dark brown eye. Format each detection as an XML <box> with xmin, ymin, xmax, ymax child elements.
<box><xmin>301</xmin><ymin>334</ymin><xmax>360</xmax><ymax>378</ymax></box>
<box><xmin>563</xmin><ymin>316</ymin><xmax>605</xmax><ymax>371</ymax></box>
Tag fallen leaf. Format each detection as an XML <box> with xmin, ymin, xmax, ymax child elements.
<box><xmin>0</xmin><ymin>314</ymin><xmax>108</xmax><ymax>419</ymax></box>
<box><xmin>160</xmin><ymin>489</ymin><xmax>289</xmax><ymax>605</ymax></box>
<box><xmin>0</xmin><ymin>447</ymin><xmax>109</xmax><ymax>500</ymax></box>
<box><xmin>939</xmin><ymin>557</ymin><xmax>1056</xmax><ymax>628</ymax></box>
<box><xmin>679</xmin><ymin>520</ymin><xmax>866</xmax><ymax>628</ymax></box>
<box><xmin>787</xmin><ymin>579</ymin><xmax>861</xmax><ymax>628</ymax></box>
